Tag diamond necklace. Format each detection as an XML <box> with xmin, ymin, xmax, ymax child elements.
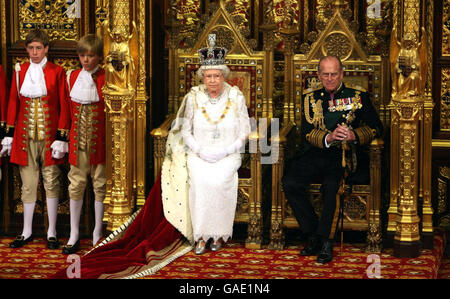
<box><xmin>207</xmin><ymin>90</ymin><xmax>224</xmax><ymax>104</ymax></box>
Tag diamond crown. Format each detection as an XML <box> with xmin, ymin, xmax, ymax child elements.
<box><xmin>197</xmin><ymin>34</ymin><xmax>228</xmax><ymax>66</ymax></box>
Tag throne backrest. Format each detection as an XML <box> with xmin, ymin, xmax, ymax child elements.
<box><xmin>290</xmin><ymin>11</ymin><xmax>387</xmax><ymax>125</ymax></box>
<box><xmin>169</xmin><ymin>3</ymin><xmax>269</xmax><ymax>121</ymax></box>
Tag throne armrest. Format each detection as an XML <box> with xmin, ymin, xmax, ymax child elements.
<box><xmin>150</xmin><ymin>115</ymin><xmax>176</xmax><ymax>180</ymax></box>
<box><xmin>369</xmin><ymin>138</ymin><xmax>384</xmax><ymax>170</ymax></box>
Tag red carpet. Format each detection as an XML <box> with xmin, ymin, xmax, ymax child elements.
<box><xmin>1</xmin><ymin>175</ymin><xmax>447</xmax><ymax>279</ymax></box>
<box><xmin>0</xmin><ymin>231</ymin><xmax>447</xmax><ymax>279</ymax></box>
<box><xmin>142</xmin><ymin>232</ymin><xmax>447</xmax><ymax>279</ymax></box>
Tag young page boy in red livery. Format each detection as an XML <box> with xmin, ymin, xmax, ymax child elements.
<box><xmin>62</xmin><ymin>34</ymin><xmax>106</xmax><ymax>254</ymax></box>
<box><xmin>2</xmin><ymin>29</ymin><xmax>71</xmax><ymax>250</ymax></box>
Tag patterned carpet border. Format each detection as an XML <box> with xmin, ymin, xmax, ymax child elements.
<box><xmin>0</xmin><ymin>230</ymin><xmax>446</xmax><ymax>279</ymax></box>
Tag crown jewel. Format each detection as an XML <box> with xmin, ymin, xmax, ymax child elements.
<box><xmin>197</xmin><ymin>34</ymin><xmax>228</xmax><ymax>66</ymax></box>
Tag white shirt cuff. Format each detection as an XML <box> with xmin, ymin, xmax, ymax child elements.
<box><xmin>324</xmin><ymin>134</ymin><xmax>331</xmax><ymax>148</ymax></box>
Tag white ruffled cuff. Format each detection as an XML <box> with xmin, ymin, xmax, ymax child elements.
<box><xmin>2</xmin><ymin>136</ymin><xmax>13</xmax><ymax>146</ymax></box>
<box><xmin>50</xmin><ymin>140</ymin><xmax>69</xmax><ymax>153</ymax></box>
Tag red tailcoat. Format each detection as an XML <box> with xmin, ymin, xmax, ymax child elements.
<box><xmin>68</xmin><ymin>68</ymin><xmax>106</xmax><ymax>166</ymax></box>
<box><xmin>7</xmin><ymin>61</ymin><xmax>71</xmax><ymax>166</ymax></box>
<box><xmin>0</xmin><ymin>65</ymin><xmax>9</xmax><ymax>165</ymax></box>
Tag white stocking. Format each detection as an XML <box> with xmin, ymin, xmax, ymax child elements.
<box><xmin>21</xmin><ymin>202</ymin><xmax>36</xmax><ymax>239</ymax></box>
<box><xmin>67</xmin><ymin>199</ymin><xmax>83</xmax><ymax>245</ymax></box>
<box><xmin>46</xmin><ymin>198</ymin><xmax>59</xmax><ymax>239</ymax></box>
<box><xmin>93</xmin><ymin>201</ymin><xmax>104</xmax><ymax>245</ymax></box>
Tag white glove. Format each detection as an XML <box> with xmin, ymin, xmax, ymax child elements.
<box><xmin>50</xmin><ymin>140</ymin><xmax>69</xmax><ymax>159</ymax></box>
<box><xmin>199</xmin><ymin>148</ymin><xmax>227</xmax><ymax>163</ymax></box>
<box><xmin>1</xmin><ymin>137</ymin><xmax>13</xmax><ymax>156</ymax></box>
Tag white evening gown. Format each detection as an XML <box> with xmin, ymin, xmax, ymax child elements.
<box><xmin>181</xmin><ymin>83</ymin><xmax>250</xmax><ymax>243</ymax></box>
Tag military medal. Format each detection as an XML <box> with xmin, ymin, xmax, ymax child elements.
<box><xmin>328</xmin><ymin>97</ymin><xmax>361</xmax><ymax>112</ymax></box>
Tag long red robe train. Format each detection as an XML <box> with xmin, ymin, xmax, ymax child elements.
<box><xmin>52</xmin><ymin>175</ymin><xmax>184</xmax><ymax>279</ymax></box>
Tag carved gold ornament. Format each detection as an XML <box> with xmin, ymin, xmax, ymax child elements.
<box><xmin>19</xmin><ymin>0</ymin><xmax>79</xmax><ymax>40</ymax></box>
<box><xmin>322</xmin><ymin>31</ymin><xmax>353</xmax><ymax>60</ymax></box>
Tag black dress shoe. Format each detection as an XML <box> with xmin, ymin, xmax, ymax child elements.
<box><xmin>47</xmin><ymin>237</ymin><xmax>60</xmax><ymax>249</ymax></box>
<box><xmin>317</xmin><ymin>239</ymin><xmax>334</xmax><ymax>264</ymax></box>
<box><xmin>62</xmin><ymin>240</ymin><xmax>80</xmax><ymax>255</ymax></box>
<box><xmin>300</xmin><ymin>234</ymin><xmax>322</xmax><ymax>256</ymax></box>
<box><xmin>9</xmin><ymin>235</ymin><xmax>33</xmax><ymax>248</ymax></box>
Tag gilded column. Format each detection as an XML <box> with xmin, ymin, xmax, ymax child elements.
<box><xmin>103</xmin><ymin>0</ymin><xmax>138</xmax><ymax>231</ymax></box>
<box><xmin>279</xmin><ymin>2</ymin><xmax>299</xmax><ymax>125</ymax></box>
<box><xmin>260</xmin><ymin>0</ymin><xmax>277</xmax><ymax>120</ymax></box>
<box><xmin>420</xmin><ymin>0</ymin><xmax>434</xmax><ymax>249</ymax></box>
<box><xmin>260</xmin><ymin>3</ymin><xmax>282</xmax><ymax>249</ymax></box>
<box><xmin>166</xmin><ymin>1</ymin><xmax>181</xmax><ymax>115</ymax></box>
<box><xmin>391</xmin><ymin>100</ymin><xmax>422</xmax><ymax>257</ymax></box>
<box><xmin>96</xmin><ymin>0</ymin><xmax>110</xmax><ymax>223</ymax></box>
<box><xmin>388</xmin><ymin>0</ymin><xmax>428</xmax><ymax>258</ymax></box>
<box><xmin>134</xmin><ymin>0</ymin><xmax>148</xmax><ymax>207</ymax></box>
<box><xmin>386</xmin><ymin>0</ymin><xmax>401</xmax><ymax>247</ymax></box>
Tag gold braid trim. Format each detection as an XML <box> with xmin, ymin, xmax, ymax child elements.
<box><xmin>304</xmin><ymin>93</ymin><xmax>325</xmax><ymax>130</ymax></box>
<box><xmin>306</xmin><ymin>129</ymin><xmax>327</xmax><ymax>149</ymax></box>
<box><xmin>354</xmin><ymin>125</ymin><xmax>376</xmax><ymax>145</ymax></box>
<box><xmin>304</xmin><ymin>93</ymin><xmax>314</xmax><ymax>124</ymax></box>
<box><xmin>58</xmin><ymin>129</ymin><xmax>70</xmax><ymax>138</ymax></box>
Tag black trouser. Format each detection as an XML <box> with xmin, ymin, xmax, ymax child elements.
<box><xmin>282</xmin><ymin>148</ymin><xmax>344</xmax><ymax>239</ymax></box>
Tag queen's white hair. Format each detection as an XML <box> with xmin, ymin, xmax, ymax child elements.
<box><xmin>196</xmin><ymin>64</ymin><xmax>230</xmax><ymax>80</ymax></box>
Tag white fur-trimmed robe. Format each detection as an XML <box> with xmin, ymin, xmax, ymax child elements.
<box><xmin>161</xmin><ymin>83</ymin><xmax>250</xmax><ymax>244</ymax></box>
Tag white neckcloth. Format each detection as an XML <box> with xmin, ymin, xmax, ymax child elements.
<box><xmin>70</xmin><ymin>66</ymin><xmax>100</xmax><ymax>104</ymax></box>
<box><xmin>20</xmin><ymin>57</ymin><xmax>48</xmax><ymax>98</ymax></box>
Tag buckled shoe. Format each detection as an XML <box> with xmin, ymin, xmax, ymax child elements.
<box><xmin>62</xmin><ymin>240</ymin><xmax>80</xmax><ymax>255</ymax></box>
<box><xmin>47</xmin><ymin>237</ymin><xmax>60</xmax><ymax>249</ymax></box>
<box><xmin>9</xmin><ymin>235</ymin><xmax>33</xmax><ymax>248</ymax></box>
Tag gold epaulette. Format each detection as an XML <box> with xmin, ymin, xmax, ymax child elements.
<box><xmin>345</xmin><ymin>83</ymin><xmax>367</xmax><ymax>93</ymax></box>
<box><xmin>302</xmin><ymin>85</ymin><xmax>323</xmax><ymax>95</ymax></box>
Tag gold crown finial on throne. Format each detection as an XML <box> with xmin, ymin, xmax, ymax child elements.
<box><xmin>197</xmin><ymin>34</ymin><xmax>228</xmax><ymax>66</ymax></box>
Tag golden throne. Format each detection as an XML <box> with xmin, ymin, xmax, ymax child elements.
<box><xmin>269</xmin><ymin>12</ymin><xmax>386</xmax><ymax>252</ymax></box>
<box><xmin>150</xmin><ymin>3</ymin><xmax>273</xmax><ymax>249</ymax></box>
